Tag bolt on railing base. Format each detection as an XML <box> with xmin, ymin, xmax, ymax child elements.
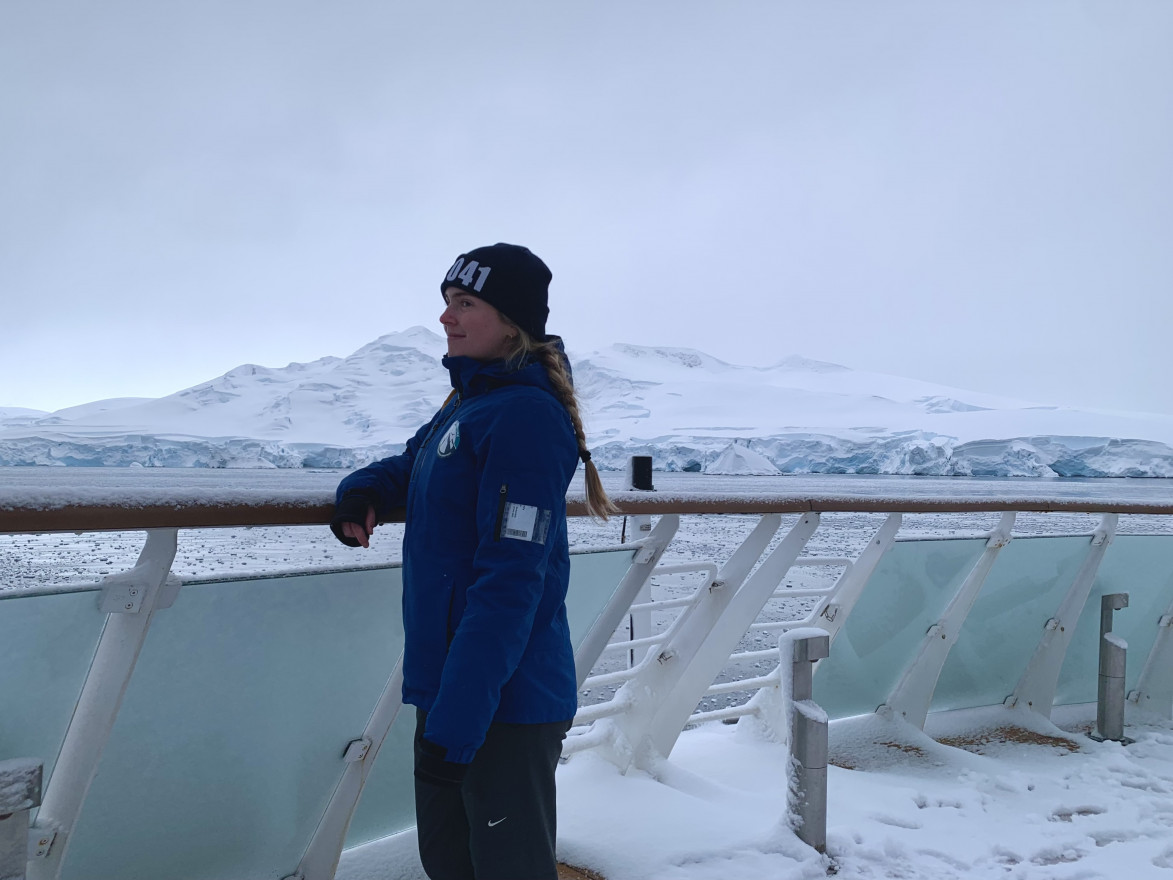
<box><xmin>1087</xmin><ymin>731</ymin><xmax>1136</xmax><ymax>745</ymax></box>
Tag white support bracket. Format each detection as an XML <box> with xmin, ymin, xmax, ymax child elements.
<box><xmin>29</xmin><ymin>830</ymin><xmax>55</xmax><ymax>861</ymax></box>
<box><xmin>883</xmin><ymin>512</ymin><xmax>1016</xmax><ymax>729</ymax></box>
<box><xmin>814</xmin><ymin>513</ymin><xmax>903</xmax><ymax>646</ymax></box>
<box><xmin>341</xmin><ymin>738</ymin><xmax>371</xmax><ymax>763</ymax></box>
<box><xmin>28</xmin><ymin>529</ymin><xmax>179</xmax><ymax>880</ymax></box>
<box><xmin>294</xmin><ymin>661</ymin><xmax>404</xmax><ymax>880</ymax></box>
<box><xmin>98</xmin><ymin>580</ymin><xmax>146</xmax><ymax>615</ymax></box>
<box><xmin>641</xmin><ymin>513</ymin><xmax>819</xmax><ymax>767</ymax></box>
<box><xmin>633</xmin><ymin>545</ymin><xmax>658</xmax><ymax>565</ymax></box>
<box><xmin>573</xmin><ymin>516</ymin><xmax>680</xmax><ymax>688</ymax></box>
<box><xmin>1007</xmin><ymin>514</ymin><xmax>1118</xmax><ymax>718</ymax></box>
<box><xmin>1126</xmin><ymin>602</ymin><xmax>1173</xmax><ymax>716</ymax></box>
<box><xmin>592</xmin><ymin>513</ymin><xmax>785</xmax><ymax>772</ymax></box>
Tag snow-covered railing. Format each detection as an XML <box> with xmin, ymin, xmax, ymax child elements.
<box><xmin>4</xmin><ymin>485</ymin><xmax>1173</xmax><ymax>534</ymax></box>
<box><xmin>562</xmin><ymin>506</ymin><xmax>1173</xmax><ymax>774</ymax></box>
<box><xmin>3</xmin><ymin>481</ymin><xmax>1173</xmax><ymax>880</ymax></box>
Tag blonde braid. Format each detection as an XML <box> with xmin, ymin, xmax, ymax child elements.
<box><xmin>503</xmin><ymin>330</ymin><xmax>620</xmax><ymax>521</ymax></box>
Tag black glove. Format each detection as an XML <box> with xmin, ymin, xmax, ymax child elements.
<box><xmin>330</xmin><ymin>492</ymin><xmax>377</xmax><ymax>546</ymax></box>
<box><xmin>414</xmin><ymin>736</ymin><xmax>470</xmax><ymax>788</ymax></box>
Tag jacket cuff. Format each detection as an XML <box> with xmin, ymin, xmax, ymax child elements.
<box><xmin>414</xmin><ymin>737</ymin><xmax>470</xmax><ymax>788</ymax></box>
<box><xmin>329</xmin><ymin>491</ymin><xmax>378</xmax><ymax>546</ymax></box>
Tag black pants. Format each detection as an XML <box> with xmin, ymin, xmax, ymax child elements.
<box><xmin>414</xmin><ymin>709</ymin><xmax>571</xmax><ymax>880</ymax></box>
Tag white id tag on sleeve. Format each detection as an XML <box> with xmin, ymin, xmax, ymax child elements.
<box><xmin>501</xmin><ymin>502</ymin><xmax>551</xmax><ymax>544</ymax></box>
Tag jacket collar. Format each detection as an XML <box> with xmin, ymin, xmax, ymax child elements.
<box><xmin>441</xmin><ymin>333</ymin><xmax>567</xmax><ymax>398</ymax></box>
<box><xmin>441</xmin><ymin>336</ymin><xmax>569</xmax><ymax>400</ymax></box>
<box><xmin>442</xmin><ymin>355</ymin><xmax>546</xmax><ymax>399</ymax></box>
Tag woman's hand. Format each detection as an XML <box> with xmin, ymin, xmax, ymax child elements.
<box><xmin>340</xmin><ymin>506</ymin><xmax>378</xmax><ymax>548</ymax></box>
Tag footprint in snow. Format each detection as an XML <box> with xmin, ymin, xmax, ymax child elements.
<box><xmin>872</xmin><ymin>814</ymin><xmax>922</xmax><ymax>830</ymax></box>
<box><xmin>1049</xmin><ymin>805</ymin><xmax>1106</xmax><ymax>822</ymax></box>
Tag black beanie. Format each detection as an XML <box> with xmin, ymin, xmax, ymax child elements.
<box><xmin>440</xmin><ymin>243</ymin><xmax>551</xmax><ymax>340</ymax></box>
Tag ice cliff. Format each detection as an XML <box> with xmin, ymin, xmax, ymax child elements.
<box><xmin>2</xmin><ymin>328</ymin><xmax>1171</xmax><ymax>477</ymax></box>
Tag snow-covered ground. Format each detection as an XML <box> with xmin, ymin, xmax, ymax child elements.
<box><xmin>336</xmin><ymin>703</ymin><xmax>1173</xmax><ymax>880</ymax></box>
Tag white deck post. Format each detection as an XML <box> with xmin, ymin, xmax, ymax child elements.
<box><xmin>1007</xmin><ymin>515</ymin><xmax>1118</xmax><ymax>718</ymax></box>
<box><xmin>784</xmin><ymin>632</ymin><xmax>829</xmax><ymax>854</ymax></box>
<box><xmin>0</xmin><ymin>760</ymin><xmax>42</xmax><ymax>880</ymax></box>
<box><xmin>1091</xmin><ymin>593</ymin><xmax>1131</xmax><ymax>744</ymax></box>
<box><xmin>883</xmin><ymin>513</ymin><xmax>1015</xmax><ymax>729</ymax></box>
<box><xmin>28</xmin><ymin>529</ymin><xmax>179</xmax><ymax>880</ymax></box>
<box><xmin>624</xmin><ymin>455</ymin><xmax>656</xmax><ymax>666</ymax></box>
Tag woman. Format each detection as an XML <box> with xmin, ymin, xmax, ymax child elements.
<box><xmin>330</xmin><ymin>243</ymin><xmax>617</xmax><ymax>880</ymax></box>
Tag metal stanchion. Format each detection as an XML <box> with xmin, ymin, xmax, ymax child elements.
<box><xmin>0</xmin><ymin>759</ymin><xmax>42</xmax><ymax>880</ymax></box>
<box><xmin>787</xmin><ymin>632</ymin><xmax>829</xmax><ymax>853</ymax></box>
<box><xmin>1091</xmin><ymin>593</ymin><xmax>1133</xmax><ymax>744</ymax></box>
<box><xmin>620</xmin><ymin>454</ymin><xmax>655</xmax><ymax>543</ymax></box>
<box><xmin>624</xmin><ymin>455</ymin><xmax>655</xmax><ymax>666</ymax></box>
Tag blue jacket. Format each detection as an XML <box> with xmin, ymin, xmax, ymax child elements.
<box><xmin>334</xmin><ymin>352</ymin><xmax>580</xmax><ymax>763</ymax></box>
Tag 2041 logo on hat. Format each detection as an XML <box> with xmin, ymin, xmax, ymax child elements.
<box><xmin>437</xmin><ymin>421</ymin><xmax>460</xmax><ymax>458</ymax></box>
<box><xmin>445</xmin><ymin>258</ymin><xmax>491</xmax><ymax>293</ymax></box>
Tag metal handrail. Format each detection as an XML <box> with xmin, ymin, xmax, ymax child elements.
<box><xmin>4</xmin><ymin>488</ymin><xmax>1173</xmax><ymax>534</ymax></box>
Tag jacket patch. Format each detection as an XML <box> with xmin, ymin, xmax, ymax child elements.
<box><xmin>501</xmin><ymin>502</ymin><xmax>551</xmax><ymax>544</ymax></box>
<box><xmin>437</xmin><ymin>421</ymin><xmax>460</xmax><ymax>457</ymax></box>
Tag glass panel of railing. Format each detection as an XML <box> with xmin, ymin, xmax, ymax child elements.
<box><xmin>813</xmin><ymin>538</ymin><xmax>987</xmax><ymax>720</ymax></box>
<box><xmin>0</xmin><ymin>587</ymin><xmax>105</xmax><ymax>804</ymax></box>
<box><xmin>62</xmin><ymin>567</ymin><xmax>404</xmax><ymax>880</ymax></box>
<box><xmin>343</xmin><ymin>546</ymin><xmax>638</xmax><ymax>848</ymax></box>
<box><xmin>565</xmin><ymin>547</ymin><xmax>641</xmax><ymax>647</ymax></box>
<box><xmin>1054</xmin><ymin>535</ymin><xmax>1173</xmax><ymax>706</ymax></box>
<box><xmin>931</xmin><ymin>536</ymin><xmax>1092</xmax><ymax>713</ymax></box>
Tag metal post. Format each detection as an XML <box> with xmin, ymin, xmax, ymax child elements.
<box><xmin>1092</xmin><ymin>593</ymin><xmax>1132</xmax><ymax>744</ymax></box>
<box><xmin>628</xmin><ymin>455</ymin><xmax>655</xmax><ymax>491</ymax></box>
<box><xmin>0</xmin><ymin>759</ymin><xmax>43</xmax><ymax>880</ymax></box>
<box><xmin>788</xmin><ymin>632</ymin><xmax>829</xmax><ymax>854</ymax></box>
<box><xmin>625</xmin><ymin>455</ymin><xmax>654</xmax><ymax>666</ymax></box>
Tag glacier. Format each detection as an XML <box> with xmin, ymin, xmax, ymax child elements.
<box><xmin>2</xmin><ymin>328</ymin><xmax>1171</xmax><ymax>478</ymax></box>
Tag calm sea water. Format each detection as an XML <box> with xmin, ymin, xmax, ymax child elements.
<box><xmin>0</xmin><ymin>465</ymin><xmax>1171</xmax><ymax>507</ymax></box>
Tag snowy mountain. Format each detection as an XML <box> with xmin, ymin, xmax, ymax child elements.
<box><xmin>3</xmin><ymin>327</ymin><xmax>1172</xmax><ymax>477</ymax></box>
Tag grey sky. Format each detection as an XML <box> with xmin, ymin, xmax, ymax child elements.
<box><xmin>2</xmin><ymin>1</ymin><xmax>1171</xmax><ymax>415</ymax></box>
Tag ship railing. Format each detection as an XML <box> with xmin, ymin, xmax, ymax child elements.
<box><xmin>2</xmin><ymin>488</ymin><xmax>1172</xmax><ymax>878</ymax></box>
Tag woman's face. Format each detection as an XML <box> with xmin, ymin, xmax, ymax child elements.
<box><xmin>440</xmin><ymin>287</ymin><xmax>516</xmax><ymax>361</ymax></box>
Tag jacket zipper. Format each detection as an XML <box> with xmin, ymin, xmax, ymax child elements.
<box><xmin>494</xmin><ymin>483</ymin><xmax>508</xmax><ymax>541</ymax></box>
<box><xmin>411</xmin><ymin>393</ymin><xmax>461</xmax><ymax>485</ymax></box>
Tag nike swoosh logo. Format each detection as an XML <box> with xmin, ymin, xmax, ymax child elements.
<box><xmin>487</xmin><ymin>817</ymin><xmax>507</xmax><ymax>827</ymax></box>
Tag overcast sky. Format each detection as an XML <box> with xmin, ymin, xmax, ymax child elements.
<box><xmin>2</xmin><ymin>1</ymin><xmax>1171</xmax><ymax>416</ymax></box>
